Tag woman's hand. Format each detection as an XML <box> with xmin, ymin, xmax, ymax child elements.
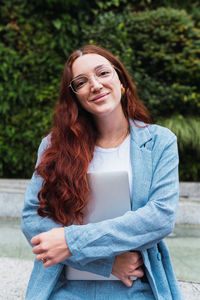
<box><xmin>112</xmin><ymin>251</ymin><xmax>144</xmax><ymax>287</ymax></box>
<box><xmin>31</xmin><ymin>228</ymin><xmax>72</xmax><ymax>268</ymax></box>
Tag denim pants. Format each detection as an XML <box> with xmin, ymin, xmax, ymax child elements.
<box><xmin>49</xmin><ymin>271</ymin><xmax>155</xmax><ymax>300</ymax></box>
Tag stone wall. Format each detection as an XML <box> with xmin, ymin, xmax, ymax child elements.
<box><xmin>0</xmin><ymin>179</ymin><xmax>199</xmax><ymax>224</ymax></box>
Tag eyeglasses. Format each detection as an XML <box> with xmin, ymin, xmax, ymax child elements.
<box><xmin>69</xmin><ymin>65</ymin><xmax>115</xmax><ymax>94</ymax></box>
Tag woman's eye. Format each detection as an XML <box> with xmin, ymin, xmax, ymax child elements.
<box><xmin>98</xmin><ymin>69</ymin><xmax>111</xmax><ymax>77</ymax></box>
<box><xmin>74</xmin><ymin>78</ymin><xmax>87</xmax><ymax>89</ymax></box>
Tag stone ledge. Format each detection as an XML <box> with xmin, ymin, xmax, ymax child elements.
<box><xmin>0</xmin><ymin>180</ymin><xmax>200</xmax><ymax>223</ymax></box>
<box><xmin>0</xmin><ymin>179</ymin><xmax>29</xmax><ymax>189</ymax></box>
<box><xmin>180</xmin><ymin>182</ymin><xmax>200</xmax><ymax>199</ymax></box>
<box><xmin>176</xmin><ymin>199</ymin><xmax>200</xmax><ymax>224</ymax></box>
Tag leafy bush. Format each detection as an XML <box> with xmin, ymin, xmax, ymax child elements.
<box><xmin>83</xmin><ymin>7</ymin><xmax>200</xmax><ymax>119</ymax></box>
<box><xmin>158</xmin><ymin>116</ymin><xmax>200</xmax><ymax>181</ymax></box>
<box><xmin>0</xmin><ymin>1</ymin><xmax>200</xmax><ymax>180</ymax></box>
<box><xmin>0</xmin><ymin>0</ymin><xmax>86</xmax><ymax>177</ymax></box>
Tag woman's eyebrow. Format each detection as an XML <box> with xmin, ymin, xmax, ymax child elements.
<box><xmin>73</xmin><ymin>64</ymin><xmax>107</xmax><ymax>80</ymax></box>
<box><xmin>72</xmin><ymin>73</ymin><xmax>85</xmax><ymax>80</ymax></box>
<box><xmin>94</xmin><ymin>64</ymin><xmax>105</xmax><ymax>70</ymax></box>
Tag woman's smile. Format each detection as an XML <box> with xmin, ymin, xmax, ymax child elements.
<box><xmin>90</xmin><ymin>92</ymin><xmax>110</xmax><ymax>103</ymax></box>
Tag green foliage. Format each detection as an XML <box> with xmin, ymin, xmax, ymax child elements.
<box><xmin>120</xmin><ymin>0</ymin><xmax>200</xmax><ymax>15</ymax></box>
<box><xmin>157</xmin><ymin>116</ymin><xmax>200</xmax><ymax>181</ymax></box>
<box><xmin>83</xmin><ymin>7</ymin><xmax>200</xmax><ymax>119</ymax></box>
<box><xmin>0</xmin><ymin>1</ymin><xmax>200</xmax><ymax>180</ymax></box>
<box><xmin>0</xmin><ymin>0</ymin><xmax>85</xmax><ymax>177</ymax></box>
<box><xmin>94</xmin><ymin>0</ymin><xmax>127</xmax><ymax>11</ymax></box>
<box><xmin>157</xmin><ymin>116</ymin><xmax>200</xmax><ymax>151</ymax></box>
<box><xmin>178</xmin><ymin>149</ymin><xmax>200</xmax><ymax>182</ymax></box>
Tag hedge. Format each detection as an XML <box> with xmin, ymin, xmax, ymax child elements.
<box><xmin>0</xmin><ymin>0</ymin><xmax>86</xmax><ymax>177</ymax></box>
<box><xmin>83</xmin><ymin>7</ymin><xmax>200</xmax><ymax>119</ymax></box>
<box><xmin>0</xmin><ymin>1</ymin><xmax>200</xmax><ymax>180</ymax></box>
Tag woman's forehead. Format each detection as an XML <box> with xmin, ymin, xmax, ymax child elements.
<box><xmin>72</xmin><ymin>54</ymin><xmax>111</xmax><ymax>77</ymax></box>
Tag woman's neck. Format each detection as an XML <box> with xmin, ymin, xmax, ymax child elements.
<box><xmin>94</xmin><ymin>111</ymin><xmax>130</xmax><ymax>149</ymax></box>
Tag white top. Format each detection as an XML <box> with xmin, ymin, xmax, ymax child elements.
<box><xmin>88</xmin><ymin>134</ymin><xmax>132</xmax><ymax>194</ymax></box>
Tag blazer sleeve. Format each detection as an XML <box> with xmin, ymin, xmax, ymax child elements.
<box><xmin>64</xmin><ymin>129</ymin><xmax>179</xmax><ymax>266</ymax></box>
<box><xmin>21</xmin><ymin>136</ymin><xmax>114</xmax><ymax>278</ymax></box>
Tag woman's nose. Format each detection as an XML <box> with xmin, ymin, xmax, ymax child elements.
<box><xmin>89</xmin><ymin>76</ymin><xmax>103</xmax><ymax>91</ymax></box>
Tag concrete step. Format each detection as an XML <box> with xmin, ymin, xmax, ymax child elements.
<box><xmin>176</xmin><ymin>197</ymin><xmax>200</xmax><ymax>224</ymax></box>
<box><xmin>0</xmin><ymin>179</ymin><xmax>29</xmax><ymax>218</ymax></box>
<box><xmin>0</xmin><ymin>179</ymin><xmax>200</xmax><ymax>224</ymax></box>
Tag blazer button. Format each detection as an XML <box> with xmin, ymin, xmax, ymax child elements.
<box><xmin>157</xmin><ymin>252</ymin><xmax>162</xmax><ymax>261</ymax></box>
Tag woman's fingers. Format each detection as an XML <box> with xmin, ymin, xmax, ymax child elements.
<box><xmin>112</xmin><ymin>251</ymin><xmax>143</xmax><ymax>275</ymax></box>
<box><xmin>35</xmin><ymin>254</ymin><xmax>44</xmax><ymax>261</ymax></box>
<box><xmin>112</xmin><ymin>251</ymin><xmax>145</xmax><ymax>286</ymax></box>
<box><xmin>34</xmin><ymin>254</ymin><xmax>51</xmax><ymax>268</ymax></box>
<box><xmin>130</xmin><ymin>257</ymin><xmax>143</xmax><ymax>272</ymax></box>
<box><xmin>32</xmin><ymin>244</ymin><xmax>45</xmax><ymax>254</ymax></box>
<box><xmin>42</xmin><ymin>259</ymin><xmax>51</xmax><ymax>268</ymax></box>
<box><xmin>31</xmin><ymin>228</ymin><xmax>72</xmax><ymax>268</ymax></box>
<box><xmin>31</xmin><ymin>234</ymin><xmax>41</xmax><ymax>245</ymax></box>
<box><xmin>115</xmin><ymin>267</ymin><xmax>144</xmax><ymax>287</ymax></box>
<box><xmin>130</xmin><ymin>252</ymin><xmax>144</xmax><ymax>267</ymax></box>
<box><xmin>120</xmin><ymin>276</ymin><xmax>133</xmax><ymax>287</ymax></box>
<box><xmin>130</xmin><ymin>267</ymin><xmax>144</xmax><ymax>278</ymax></box>
<box><xmin>112</xmin><ymin>271</ymin><xmax>134</xmax><ymax>287</ymax></box>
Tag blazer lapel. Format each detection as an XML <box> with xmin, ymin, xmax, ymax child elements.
<box><xmin>130</xmin><ymin>120</ymin><xmax>153</xmax><ymax>211</ymax></box>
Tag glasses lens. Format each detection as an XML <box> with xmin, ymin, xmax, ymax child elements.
<box><xmin>71</xmin><ymin>76</ymin><xmax>88</xmax><ymax>93</ymax></box>
<box><xmin>96</xmin><ymin>66</ymin><xmax>114</xmax><ymax>80</ymax></box>
<box><xmin>70</xmin><ymin>65</ymin><xmax>114</xmax><ymax>94</ymax></box>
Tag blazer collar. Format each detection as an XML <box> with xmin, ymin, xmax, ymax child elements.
<box><xmin>129</xmin><ymin>119</ymin><xmax>152</xmax><ymax>148</ymax></box>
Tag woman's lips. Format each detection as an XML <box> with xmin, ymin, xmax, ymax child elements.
<box><xmin>90</xmin><ymin>93</ymin><xmax>109</xmax><ymax>102</ymax></box>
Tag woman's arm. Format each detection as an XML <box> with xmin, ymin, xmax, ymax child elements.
<box><xmin>22</xmin><ymin>137</ymin><xmax>144</xmax><ymax>284</ymax></box>
<box><xmin>29</xmin><ymin>128</ymin><xmax>179</xmax><ymax>266</ymax></box>
<box><xmin>62</xmin><ymin>131</ymin><xmax>179</xmax><ymax>265</ymax></box>
<box><xmin>22</xmin><ymin>170</ymin><xmax>143</xmax><ymax>282</ymax></box>
<box><xmin>31</xmin><ymin>227</ymin><xmax>144</xmax><ymax>286</ymax></box>
<box><xmin>21</xmin><ymin>137</ymin><xmax>115</xmax><ymax>278</ymax></box>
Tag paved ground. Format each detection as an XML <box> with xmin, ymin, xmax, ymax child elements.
<box><xmin>0</xmin><ymin>257</ymin><xmax>32</xmax><ymax>300</ymax></box>
<box><xmin>0</xmin><ymin>218</ymin><xmax>200</xmax><ymax>299</ymax></box>
<box><xmin>0</xmin><ymin>180</ymin><xmax>199</xmax><ymax>299</ymax></box>
<box><xmin>0</xmin><ymin>257</ymin><xmax>200</xmax><ymax>300</ymax></box>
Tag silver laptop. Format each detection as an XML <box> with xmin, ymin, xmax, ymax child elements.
<box><xmin>66</xmin><ymin>171</ymin><xmax>132</xmax><ymax>280</ymax></box>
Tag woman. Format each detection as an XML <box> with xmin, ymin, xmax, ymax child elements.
<box><xmin>22</xmin><ymin>45</ymin><xmax>183</xmax><ymax>299</ymax></box>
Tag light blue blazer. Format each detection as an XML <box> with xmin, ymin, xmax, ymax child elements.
<box><xmin>22</xmin><ymin>120</ymin><xmax>183</xmax><ymax>299</ymax></box>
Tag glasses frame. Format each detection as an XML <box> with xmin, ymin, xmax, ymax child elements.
<box><xmin>69</xmin><ymin>65</ymin><xmax>116</xmax><ymax>94</ymax></box>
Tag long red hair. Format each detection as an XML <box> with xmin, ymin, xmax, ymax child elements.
<box><xmin>36</xmin><ymin>45</ymin><xmax>151</xmax><ymax>225</ymax></box>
